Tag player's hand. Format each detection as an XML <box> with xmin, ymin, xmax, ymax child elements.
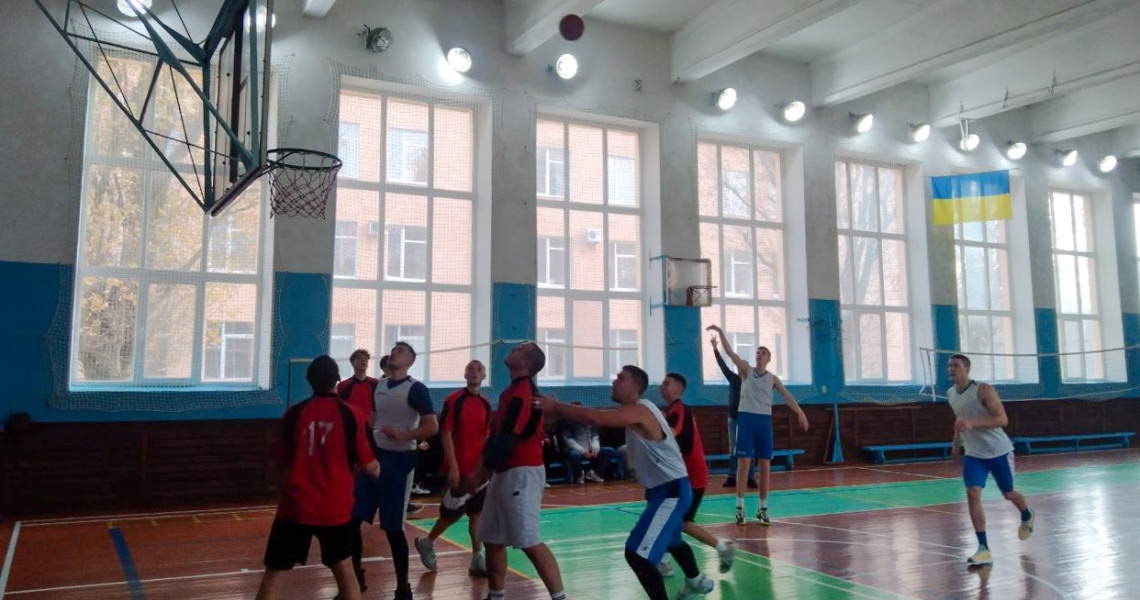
<box><xmin>705</xmin><ymin>324</ymin><xmax>724</xmax><ymax>335</ymax></box>
<box><xmin>797</xmin><ymin>412</ymin><xmax>810</xmax><ymax>432</ymax></box>
<box><xmin>710</xmin><ymin>336</ymin><xmax>719</xmax><ymax>349</ymax></box>
<box><xmin>418</xmin><ymin>440</ymin><xmax>430</xmax><ymax>451</ymax></box>
<box><xmin>380</xmin><ymin>426</ymin><xmax>404</xmax><ymax>441</ymax></box>
<box><xmin>446</xmin><ymin>466</ymin><xmax>460</xmax><ymax>491</ymax></box>
<box><xmin>535</xmin><ymin>394</ymin><xmax>559</xmax><ymax>412</ymax></box>
<box><xmin>951</xmin><ymin>444</ymin><xmax>962</xmax><ymax>459</ymax></box>
<box><xmin>954</xmin><ymin>418</ymin><xmax>972</xmax><ymax>433</ymax></box>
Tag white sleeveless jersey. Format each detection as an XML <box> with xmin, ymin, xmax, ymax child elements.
<box><xmin>372</xmin><ymin>377</ymin><xmax>423</xmax><ymax>452</ymax></box>
<box><xmin>948</xmin><ymin>380</ymin><xmax>1014</xmax><ymax>459</ymax></box>
<box><xmin>627</xmin><ymin>399</ymin><xmax>689</xmax><ymax>490</ymax></box>
<box><xmin>740</xmin><ymin>370</ymin><xmax>774</xmax><ymax>416</ymax></box>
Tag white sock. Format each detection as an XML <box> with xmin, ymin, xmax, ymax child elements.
<box><xmin>551</xmin><ymin>592</ymin><xmax>567</xmax><ymax>600</ymax></box>
<box><xmin>735</xmin><ymin>496</ymin><xmax>744</xmax><ymax>509</ymax></box>
<box><xmin>488</xmin><ymin>591</ymin><xmax>505</xmax><ymax>600</ymax></box>
<box><xmin>760</xmin><ymin>498</ymin><xmax>769</xmax><ymax>510</ymax></box>
<box><xmin>687</xmin><ymin>574</ymin><xmax>704</xmax><ymax>585</ymax></box>
<box><xmin>716</xmin><ymin>539</ymin><xmax>728</xmax><ymax>552</ymax></box>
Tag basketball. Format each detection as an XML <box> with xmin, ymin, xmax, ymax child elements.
<box><xmin>559</xmin><ymin>14</ymin><xmax>584</xmax><ymax>41</ymax></box>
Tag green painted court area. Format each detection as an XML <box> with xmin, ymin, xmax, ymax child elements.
<box><xmin>415</xmin><ymin>462</ymin><xmax>1140</xmax><ymax>600</ymax></box>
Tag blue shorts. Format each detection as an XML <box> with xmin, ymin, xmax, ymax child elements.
<box><xmin>963</xmin><ymin>453</ymin><xmax>1015</xmax><ymax>493</ymax></box>
<box><xmin>626</xmin><ymin>477</ymin><xmax>692</xmax><ymax>564</ymax></box>
<box><xmin>352</xmin><ymin>449</ymin><xmax>416</xmax><ymax>531</ymax></box>
<box><xmin>734</xmin><ymin>412</ymin><xmax>773</xmax><ymax>460</ymax></box>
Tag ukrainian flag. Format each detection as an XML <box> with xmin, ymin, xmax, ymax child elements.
<box><xmin>931</xmin><ymin>170</ymin><xmax>1011</xmax><ymax>225</ymax></box>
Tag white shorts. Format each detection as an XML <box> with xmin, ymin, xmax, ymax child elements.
<box><xmin>477</xmin><ymin>466</ymin><xmax>545</xmax><ymax>549</ymax></box>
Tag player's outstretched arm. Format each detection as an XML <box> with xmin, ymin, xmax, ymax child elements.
<box><xmin>706</xmin><ymin>325</ymin><xmax>751</xmax><ymax>376</ymax></box>
<box><xmin>773</xmin><ymin>376</ymin><xmax>809</xmax><ymax>432</ymax></box>
<box><xmin>956</xmin><ymin>384</ymin><xmax>1008</xmax><ymax>431</ymax></box>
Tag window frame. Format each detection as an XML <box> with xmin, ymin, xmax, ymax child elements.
<box><xmin>535</xmin><ymin>116</ymin><xmax>647</xmax><ymax>384</ymax></box>
<box><xmin>69</xmin><ymin>56</ymin><xmax>273</xmax><ymax>390</ymax></box>
<box><xmin>332</xmin><ymin>88</ymin><xmax>483</xmax><ymax>386</ymax></box>
<box><xmin>953</xmin><ymin>219</ymin><xmax>1022</xmax><ymax>382</ymax></box>
<box><xmin>334</xmin><ymin>220</ymin><xmax>359</xmax><ymax>279</ymax></box>
<box><xmin>385</xmin><ymin>223</ymin><xmax>428</xmax><ymax>282</ymax></box>
<box><xmin>537</xmin><ymin>235</ymin><xmax>567</xmax><ymax>289</ymax></box>
<box><xmin>1050</xmin><ymin>188</ymin><xmax>1106</xmax><ymax>382</ymax></box>
<box><xmin>699</xmin><ymin>141</ymin><xmax>794</xmax><ymax>383</ymax></box>
<box><xmin>835</xmin><ymin>159</ymin><xmax>913</xmax><ymax>384</ymax></box>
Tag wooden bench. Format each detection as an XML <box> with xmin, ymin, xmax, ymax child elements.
<box><xmin>1012</xmin><ymin>432</ymin><xmax>1135</xmax><ymax>455</ymax></box>
<box><xmin>705</xmin><ymin>449</ymin><xmax>806</xmax><ymax>473</ymax></box>
<box><xmin>862</xmin><ymin>442</ymin><xmax>954</xmax><ymax>465</ymax></box>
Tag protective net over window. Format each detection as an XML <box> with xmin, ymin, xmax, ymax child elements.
<box><xmin>534</xmin><ymin>118</ymin><xmax>646</xmax><ymax>385</ymax></box>
<box><xmin>330</xmin><ymin>88</ymin><xmax>480</xmax><ymax>385</ymax></box>
<box><xmin>51</xmin><ymin>48</ymin><xmax>277</xmax><ymax>410</ymax></box>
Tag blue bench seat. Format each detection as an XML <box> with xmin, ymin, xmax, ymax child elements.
<box><xmin>862</xmin><ymin>442</ymin><xmax>953</xmax><ymax>465</ymax></box>
<box><xmin>705</xmin><ymin>449</ymin><xmax>806</xmax><ymax>473</ymax></box>
<box><xmin>1012</xmin><ymin>432</ymin><xmax>1134</xmax><ymax>455</ymax></box>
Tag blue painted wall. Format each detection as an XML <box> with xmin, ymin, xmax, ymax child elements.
<box><xmin>1035</xmin><ymin>308</ymin><xmax>1061</xmax><ymax>395</ymax></box>
<box><xmin>808</xmin><ymin>298</ymin><xmax>843</xmax><ymax>399</ymax></box>
<box><xmin>931</xmin><ymin>304</ymin><xmax>959</xmax><ymax>391</ymax></box>
<box><xmin>490</xmin><ymin>282</ymin><xmax>536</xmax><ymax>391</ymax></box>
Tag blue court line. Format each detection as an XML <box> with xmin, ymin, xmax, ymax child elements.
<box><xmin>109</xmin><ymin>528</ymin><xmax>147</xmax><ymax>600</ymax></box>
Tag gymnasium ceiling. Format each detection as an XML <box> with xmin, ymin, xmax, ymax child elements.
<box><xmin>315</xmin><ymin>0</ymin><xmax>1140</xmax><ymax>156</ymax></box>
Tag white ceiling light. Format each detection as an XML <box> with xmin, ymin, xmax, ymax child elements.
<box><xmin>1006</xmin><ymin>141</ymin><xmax>1027</xmax><ymax>161</ymax></box>
<box><xmin>959</xmin><ymin>133</ymin><xmax>980</xmax><ymax>152</ymax></box>
<box><xmin>554</xmin><ymin>53</ymin><xmax>578</xmax><ymax>79</ymax></box>
<box><xmin>244</xmin><ymin>6</ymin><xmax>275</xmax><ymax>32</ymax></box>
<box><xmin>715</xmin><ymin>88</ymin><xmax>737</xmax><ymax>111</ymax></box>
<box><xmin>909</xmin><ymin>123</ymin><xmax>930</xmax><ymax>143</ymax></box>
<box><xmin>446</xmin><ymin>47</ymin><xmax>472</xmax><ymax>73</ymax></box>
<box><xmin>116</xmin><ymin>0</ymin><xmax>151</xmax><ymax>17</ymax></box>
<box><xmin>782</xmin><ymin>100</ymin><xmax>806</xmax><ymax>122</ymax></box>
<box><xmin>1057</xmin><ymin>149</ymin><xmax>1078</xmax><ymax>167</ymax></box>
<box><xmin>850</xmin><ymin>113</ymin><xmax>873</xmax><ymax>134</ymax></box>
<box><xmin>1099</xmin><ymin>155</ymin><xmax>1117</xmax><ymax>173</ymax></box>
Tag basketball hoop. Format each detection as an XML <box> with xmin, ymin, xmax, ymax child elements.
<box><xmin>686</xmin><ymin>285</ymin><xmax>716</xmax><ymax>307</ymax></box>
<box><xmin>265</xmin><ymin>148</ymin><xmax>343</xmax><ymax>219</ymax></box>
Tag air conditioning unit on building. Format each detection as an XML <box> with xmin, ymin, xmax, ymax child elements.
<box><xmin>585</xmin><ymin>228</ymin><xmax>602</xmax><ymax>243</ymax></box>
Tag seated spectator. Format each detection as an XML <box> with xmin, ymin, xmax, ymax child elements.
<box><xmin>560</xmin><ymin>403</ymin><xmax>617</xmax><ymax>483</ymax></box>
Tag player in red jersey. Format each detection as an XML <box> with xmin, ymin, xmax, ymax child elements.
<box><xmin>463</xmin><ymin>342</ymin><xmax>566</xmax><ymax>600</ymax></box>
<box><xmin>415</xmin><ymin>359</ymin><xmax>493</xmax><ymax>575</ymax></box>
<box><xmin>337</xmin><ymin>349</ymin><xmax>380</xmax><ymax>424</ymax></box>
<box><xmin>657</xmin><ymin>373</ymin><xmax>736</xmax><ymax>577</ymax></box>
<box><xmin>256</xmin><ymin>356</ymin><xmax>379</xmax><ymax>600</ymax></box>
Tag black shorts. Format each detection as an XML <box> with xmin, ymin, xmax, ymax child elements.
<box><xmin>439</xmin><ymin>483</ymin><xmax>488</xmax><ymax>520</ymax></box>
<box><xmin>263</xmin><ymin>519</ymin><xmax>354</xmax><ymax>570</ymax></box>
<box><xmin>682</xmin><ymin>488</ymin><xmax>705</xmax><ymax>523</ymax></box>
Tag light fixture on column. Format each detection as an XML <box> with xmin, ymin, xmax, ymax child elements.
<box><xmin>714</xmin><ymin>88</ymin><xmax>738</xmax><ymax>111</ymax></box>
<box><xmin>850</xmin><ymin>113</ymin><xmax>873</xmax><ymax>134</ymax></box>
<box><xmin>1099</xmin><ymin>155</ymin><xmax>1117</xmax><ymax>172</ymax></box>
<box><xmin>909</xmin><ymin>123</ymin><xmax>930</xmax><ymax>143</ymax></box>
<box><xmin>1005</xmin><ymin>141</ymin><xmax>1027</xmax><ymax>160</ymax></box>
<box><xmin>553</xmin><ymin>53</ymin><xmax>578</xmax><ymax>79</ymax></box>
<box><xmin>1057</xmin><ymin>149</ymin><xmax>1078</xmax><ymax>167</ymax></box>
<box><xmin>116</xmin><ymin>0</ymin><xmax>151</xmax><ymax>17</ymax></box>
<box><xmin>446</xmin><ymin>47</ymin><xmax>472</xmax><ymax>73</ymax></box>
<box><xmin>782</xmin><ymin>100</ymin><xmax>806</xmax><ymax>122</ymax></box>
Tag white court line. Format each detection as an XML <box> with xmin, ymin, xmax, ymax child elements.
<box><xmin>856</xmin><ymin>466</ymin><xmax>954</xmax><ymax>480</ymax></box>
<box><xmin>742</xmin><ymin>530</ymin><xmax>1075</xmax><ymax>600</ymax></box>
<box><xmin>1</xmin><ymin>549</ymin><xmax>468</xmax><ymax>597</ymax></box>
<box><xmin>732</xmin><ymin>554</ymin><xmax>912</xmax><ymax>600</ymax></box>
<box><xmin>0</xmin><ymin>522</ymin><xmax>21</xmax><ymax>598</ymax></box>
<box><xmin>21</xmin><ymin>506</ymin><xmax>276</xmax><ymax>527</ymax></box>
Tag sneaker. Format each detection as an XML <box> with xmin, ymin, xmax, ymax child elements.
<box><xmin>675</xmin><ymin>575</ymin><xmax>714</xmax><ymax>600</ymax></box>
<box><xmin>394</xmin><ymin>583</ymin><xmax>414</xmax><ymax>600</ymax></box>
<box><xmin>411</xmin><ymin>484</ymin><xmax>431</xmax><ymax>496</ymax></box>
<box><xmin>756</xmin><ymin>508</ymin><xmax>771</xmax><ymax>526</ymax></box>
<box><xmin>1018</xmin><ymin>509</ymin><xmax>1035</xmax><ymax>540</ymax></box>
<box><xmin>717</xmin><ymin>540</ymin><xmax>736</xmax><ymax>573</ymax></box>
<box><xmin>469</xmin><ymin>552</ymin><xmax>487</xmax><ymax>576</ymax></box>
<box><xmin>544</xmin><ymin>481</ymin><xmax>551</xmax><ymax>488</ymax></box>
<box><xmin>966</xmin><ymin>547</ymin><xmax>993</xmax><ymax>566</ymax></box>
<box><xmin>657</xmin><ymin>560</ymin><xmax>675</xmax><ymax>577</ymax></box>
<box><xmin>747</xmin><ymin>479</ymin><xmax>758</xmax><ymax>489</ymax></box>
<box><xmin>576</xmin><ymin>473</ymin><xmax>585</xmax><ymax>484</ymax></box>
<box><xmin>415</xmin><ymin>536</ymin><xmax>438</xmax><ymax>571</ymax></box>
<box><xmin>406</xmin><ymin>502</ymin><xmax>424</xmax><ymax>515</ymax></box>
<box><xmin>585</xmin><ymin>470</ymin><xmax>604</xmax><ymax>483</ymax></box>
<box><xmin>723</xmin><ymin>477</ymin><xmax>737</xmax><ymax>488</ymax></box>
<box><xmin>734</xmin><ymin>506</ymin><xmax>745</xmax><ymax>526</ymax></box>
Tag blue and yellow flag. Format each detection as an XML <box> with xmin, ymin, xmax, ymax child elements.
<box><xmin>931</xmin><ymin>170</ymin><xmax>1011</xmax><ymax>225</ymax></box>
